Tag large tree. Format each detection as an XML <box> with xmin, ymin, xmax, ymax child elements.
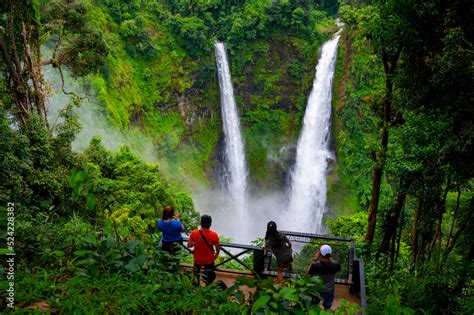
<box><xmin>0</xmin><ymin>0</ymin><xmax>107</xmax><ymax>127</ymax></box>
<box><xmin>0</xmin><ymin>0</ymin><xmax>46</xmax><ymax>126</ymax></box>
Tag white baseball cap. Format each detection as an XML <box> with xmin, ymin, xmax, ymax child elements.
<box><xmin>320</xmin><ymin>245</ymin><xmax>332</xmax><ymax>257</ymax></box>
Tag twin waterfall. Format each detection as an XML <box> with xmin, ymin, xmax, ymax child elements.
<box><xmin>286</xmin><ymin>35</ymin><xmax>340</xmax><ymax>233</ymax></box>
<box><xmin>214</xmin><ymin>34</ymin><xmax>340</xmax><ymax>237</ymax></box>
<box><xmin>215</xmin><ymin>43</ymin><xmax>249</xmax><ymax>221</ymax></box>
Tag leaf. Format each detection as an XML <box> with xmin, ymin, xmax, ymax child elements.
<box><xmin>125</xmin><ymin>261</ymin><xmax>140</xmax><ymax>272</ymax></box>
<box><xmin>235</xmin><ymin>290</ymin><xmax>244</xmax><ymax>303</ymax></box>
<box><xmin>90</xmin><ymin>265</ymin><xmax>99</xmax><ymax>278</ymax></box>
<box><xmin>86</xmin><ymin>194</ymin><xmax>96</xmax><ymax>210</ymax></box>
<box><xmin>279</xmin><ymin>287</ymin><xmax>298</xmax><ymax>302</ymax></box>
<box><xmin>127</xmin><ymin>240</ymin><xmax>140</xmax><ymax>250</ymax></box>
<box><xmin>252</xmin><ymin>295</ymin><xmax>270</xmax><ymax>313</ymax></box>
<box><xmin>74</xmin><ymin>250</ymin><xmax>96</xmax><ymax>257</ymax></box>
<box><xmin>75</xmin><ymin>258</ymin><xmax>98</xmax><ymax>267</ymax></box>
<box><xmin>50</xmin><ymin>250</ymin><xmax>65</xmax><ymax>257</ymax></box>
<box><xmin>124</xmin><ymin>254</ymin><xmax>145</xmax><ymax>272</ymax></box>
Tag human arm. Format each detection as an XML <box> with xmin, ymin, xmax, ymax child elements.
<box><xmin>307</xmin><ymin>250</ymin><xmax>321</xmax><ymax>274</ymax></box>
<box><xmin>263</xmin><ymin>238</ymin><xmax>270</xmax><ymax>250</ymax></box>
<box><xmin>283</xmin><ymin>234</ymin><xmax>292</xmax><ymax>249</ymax></box>
<box><xmin>187</xmin><ymin>232</ymin><xmax>195</xmax><ymax>248</ymax></box>
<box><xmin>214</xmin><ymin>242</ymin><xmax>220</xmax><ymax>260</ymax></box>
<box><xmin>306</xmin><ymin>261</ymin><xmax>313</xmax><ymax>275</ymax></box>
<box><xmin>172</xmin><ymin>218</ymin><xmax>184</xmax><ymax>233</ymax></box>
<box><xmin>313</xmin><ymin>251</ymin><xmax>321</xmax><ymax>261</ymax></box>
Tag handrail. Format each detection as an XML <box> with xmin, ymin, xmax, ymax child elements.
<box><xmin>182</xmin><ymin>237</ymin><xmax>260</xmax><ymax>250</ymax></box>
<box><xmin>181</xmin><ymin>232</ymin><xmax>366</xmax><ymax>309</ymax></box>
<box><xmin>182</xmin><ymin>237</ymin><xmax>260</xmax><ymax>273</ymax></box>
<box><xmin>279</xmin><ymin>230</ymin><xmax>354</xmax><ymax>242</ymax></box>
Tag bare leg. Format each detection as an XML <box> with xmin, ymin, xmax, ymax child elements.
<box><xmin>276</xmin><ymin>266</ymin><xmax>284</xmax><ymax>284</ymax></box>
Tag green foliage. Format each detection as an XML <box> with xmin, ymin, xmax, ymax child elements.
<box><xmin>235</xmin><ymin>276</ymin><xmax>326</xmax><ymax>314</ymax></box>
<box><xmin>67</xmin><ymin>0</ymin><xmax>337</xmax><ymax>187</ymax></box>
<box><xmin>12</xmin><ymin>215</ymin><xmax>242</xmax><ymax>313</ymax></box>
<box><xmin>327</xmin><ymin>212</ymin><xmax>368</xmax><ymax>241</ymax></box>
<box><xmin>0</xmin><ymin>110</ymin><xmax>78</xmax><ymax>215</ymax></box>
<box><xmin>71</xmin><ymin>138</ymin><xmax>200</xmax><ymax>232</ymax></box>
<box><xmin>41</xmin><ymin>0</ymin><xmax>109</xmax><ymax>76</ymax></box>
<box><xmin>10</xmin><ymin>211</ymin><xmax>346</xmax><ymax>313</ymax></box>
<box><xmin>328</xmin><ymin>30</ymin><xmax>385</xmax><ymax>212</ymax></box>
<box><xmin>333</xmin><ymin>2</ymin><xmax>472</xmax><ymax>313</ymax></box>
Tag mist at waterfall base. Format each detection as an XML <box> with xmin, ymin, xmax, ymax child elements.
<box><xmin>193</xmin><ymin>188</ymin><xmax>289</xmax><ymax>243</ymax></box>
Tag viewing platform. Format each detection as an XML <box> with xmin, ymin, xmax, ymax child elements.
<box><xmin>182</xmin><ymin>231</ymin><xmax>366</xmax><ymax>312</ymax></box>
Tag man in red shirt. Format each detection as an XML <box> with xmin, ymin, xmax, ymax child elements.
<box><xmin>187</xmin><ymin>215</ymin><xmax>220</xmax><ymax>283</ymax></box>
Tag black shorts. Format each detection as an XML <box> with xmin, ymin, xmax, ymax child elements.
<box><xmin>276</xmin><ymin>256</ymin><xmax>293</xmax><ymax>269</ymax></box>
<box><xmin>161</xmin><ymin>239</ymin><xmax>184</xmax><ymax>254</ymax></box>
<box><xmin>193</xmin><ymin>262</ymin><xmax>216</xmax><ymax>272</ymax></box>
<box><xmin>193</xmin><ymin>262</ymin><xmax>216</xmax><ymax>285</ymax></box>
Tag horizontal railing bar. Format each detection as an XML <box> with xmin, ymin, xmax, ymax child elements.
<box><xmin>279</xmin><ymin>231</ymin><xmax>354</xmax><ymax>242</ymax></box>
<box><xmin>216</xmin><ymin>248</ymin><xmax>252</xmax><ymax>268</ymax></box>
<box><xmin>182</xmin><ymin>237</ymin><xmax>261</xmax><ymax>251</ymax></box>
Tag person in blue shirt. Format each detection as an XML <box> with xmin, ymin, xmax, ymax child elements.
<box><xmin>157</xmin><ymin>206</ymin><xmax>184</xmax><ymax>254</ymax></box>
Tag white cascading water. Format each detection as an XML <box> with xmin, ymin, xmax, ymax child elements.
<box><xmin>286</xmin><ymin>34</ymin><xmax>340</xmax><ymax>233</ymax></box>
<box><xmin>215</xmin><ymin>42</ymin><xmax>248</xmax><ymax>221</ymax></box>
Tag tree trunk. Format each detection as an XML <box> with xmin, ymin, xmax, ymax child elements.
<box><xmin>365</xmin><ymin>48</ymin><xmax>399</xmax><ymax>243</ymax></box>
<box><xmin>444</xmin><ymin>188</ymin><xmax>461</xmax><ymax>260</ymax></box>
<box><xmin>20</xmin><ymin>21</ymin><xmax>48</xmax><ymax>126</ymax></box>
<box><xmin>0</xmin><ymin>32</ymin><xmax>30</xmax><ymax>126</ymax></box>
<box><xmin>412</xmin><ymin>199</ymin><xmax>422</xmax><ymax>264</ymax></box>
<box><xmin>394</xmin><ymin>202</ymin><xmax>405</xmax><ymax>266</ymax></box>
<box><xmin>429</xmin><ymin>181</ymin><xmax>450</xmax><ymax>259</ymax></box>
<box><xmin>365</xmin><ymin>165</ymin><xmax>382</xmax><ymax>242</ymax></box>
<box><xmin>377</xmin><ymin>191</ymin><xmax>406</xmax><ymax>257</ymax></box>
<box><xmin>0</xmin><ymin>11</ymin><xmax>47</xmax><ymax>127</ymax></box>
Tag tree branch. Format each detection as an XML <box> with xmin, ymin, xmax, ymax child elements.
<box><xmin>7</xmin><ymin>14</ymin><xmax>22</xmax><ymax>75</ymax></box>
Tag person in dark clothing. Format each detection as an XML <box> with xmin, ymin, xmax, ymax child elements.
<box><xmin>156</xmin><ymin>206</ymin><xmax>184</xmax><ymax>254</ymax></box>
<box><xmin>264</xmin><ymin>221</ymin><xmax>293</xmax><ymax>283</ymax></box>
<box><xmin>307</xmin><ymin>244</ymin><xmax>341</xmax><ymax>310</ymax></box>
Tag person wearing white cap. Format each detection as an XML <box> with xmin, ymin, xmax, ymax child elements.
<box><xmin>306</xmin><ymin>244</ymin><xmax>341</xmax><ymax>310</ymax></box>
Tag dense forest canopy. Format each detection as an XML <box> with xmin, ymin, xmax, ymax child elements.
<box><xmin>1</xmin><ymin>0</ymin><xmax>473</xmax><ymax>313</ymax></box>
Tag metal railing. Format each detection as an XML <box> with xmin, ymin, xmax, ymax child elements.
<box><xmin>276</xmin><ymin>230</ymin><xmax>355</xmax><ymax>284</ymax></box>
<box><xmin>182</xmin><ymin>237</ymin><xmax>261</xmax><ymax>274</ymax></box>
<box><xmin>182</xmin><ymin>231</ymin><xmax>366</xmax><ymax>307</ymax></box>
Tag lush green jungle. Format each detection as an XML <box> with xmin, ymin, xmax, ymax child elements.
<box><xmin>0</xmin><ymin>0</ymin><xmax>473</xmax><ymax>313</ymax></box>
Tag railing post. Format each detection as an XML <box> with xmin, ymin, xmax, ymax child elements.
<box><xmin>349</xmin><ymin>239</ymin><xmax>355</xmax><ymax>281</ymax></box>
<box><xmin>253</xmin><ymin>248</ymin><xmax>265</xmax><ymax>275</ymax></box>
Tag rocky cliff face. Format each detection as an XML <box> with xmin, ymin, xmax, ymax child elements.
<box><xmin>69</xmin><ymin>1</ymin><xmax>337</xmax><ymax>191</ymax></box>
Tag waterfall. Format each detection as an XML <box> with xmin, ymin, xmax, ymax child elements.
<box><xmin>286</xmin><ymin>34</ymin><xmax>340</xmax><ymax>233</ymax></box>
<box><xmin>215</xmin><ymin>42</ymin><xmax>248</xmax><ymax>219</ymax></box>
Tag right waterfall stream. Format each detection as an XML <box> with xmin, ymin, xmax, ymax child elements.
<box><xmin>286</xmin><ymin>33</ymin><xmax>341</xmax><ymax>234</ymax></box>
